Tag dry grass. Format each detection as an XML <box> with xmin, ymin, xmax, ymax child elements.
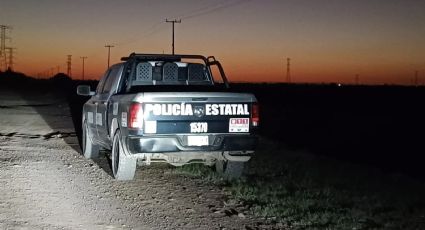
<box><xmin>175</xmin><ymin>138</ymin><xmax>425</xmax><ymax>229</ymax></box>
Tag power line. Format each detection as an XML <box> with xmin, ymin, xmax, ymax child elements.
<box><xmin>169</xmin><ymin>0</ymin><xmax>227</xmax><ymax>19</ymax></box>
<box><xmin>80</xmin><ymin>56</ymin><xmax>87</xmax><ymax>80</ymax></box>
<box><xmin>113</xmin><ymin>21</ymin><xmax>165</xmax><ymax>47</ymax></box>
<box><xmin>113</xmin><ymin>0</ymin><xmax>248</xmax><ymax>49</ymax></box>
<box><xmin>105</xmin><ymin>44</ymin><xmax>114</xmax><ymax>68</ymax></box>
<box><xmin>165</xmin><ymin>19</ymin><xmax>181</xmax><ymax>55</ymax></box>
<box><xmin>173</xmin><ymin>0</ymin><xmax>250</xmax><ymax>20</ymax></box>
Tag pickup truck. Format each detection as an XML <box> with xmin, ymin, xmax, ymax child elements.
<box><xmin>77</xmin><ymin>53</ymin><xmax>259</xmax><ymax>180</ymax></box>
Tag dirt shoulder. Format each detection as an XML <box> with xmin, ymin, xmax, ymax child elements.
<box><xmin>0</xmin><ymin>87</ymin><xmax>268</xmax><ymax>230</ymax></box>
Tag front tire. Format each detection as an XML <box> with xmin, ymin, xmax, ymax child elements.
<box><xmin>82</xmin><ymin>121</ymin><xmax>100</xmax><ymax>159</ymax></box>
<box><xmin>112</xmin><ymin>130</ymin><xmax>137</xmax><ymax>180</ymax></box>
<box><xmin>215</xmin><ymin>160</ymin><xmax>245</xmax><ymax>179</ymax></box>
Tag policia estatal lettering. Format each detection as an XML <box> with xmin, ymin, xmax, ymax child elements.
<box><xmin>144</xmin><ymin>104</ymin><xmax>249</xmax><ymax>116</ymax></box>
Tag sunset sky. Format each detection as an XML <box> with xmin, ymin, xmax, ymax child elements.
<box><xmin>1</xmin><ymin>0</ymin><xmax>424</xmax><ymax>85</ymax></box>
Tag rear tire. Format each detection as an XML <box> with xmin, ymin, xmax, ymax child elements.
<box><xmin>82</xmin><ymin>121</ymin><xmax>100</xmax><ymax>159</ymax></box>
<box><xmin>112</xmin><ymin>130</ymin><xmax>137</xmax><ymax>180</ymax></box>
<box><xmin>215</xmin><ymin>160</ymin><xmax>245</xmax><ymax>179</ymax></box>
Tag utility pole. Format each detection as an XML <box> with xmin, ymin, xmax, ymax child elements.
<box><xmin>165</xmin><ymin>19</ymin><xmax>181</xmax><ymax>55</ymax></box>
<box><xmin>67</xmin><ymin>55</ymin><xmax>72</xmax><ymax>77</ymax></box>
<box><xmin>80</xmin><ymin>56</ymin><xmax>87</xmax><ymax>80</ymax></box>
<box><xmin>104</xmin><ymin>44</ymin><xmax>114</xmax><ymax>68</ymax></box>
<box><xmin>286</xmin><ymin>58</ymin><xmax>291</xmax><ymax>83</ymax></box>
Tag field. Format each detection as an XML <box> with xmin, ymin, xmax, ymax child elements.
<box><xmin>1</xmin><ymin>71</ymin><xmax>425</xmax><ymax>229</ymax></box>
<box><xmin>180</xmin><ymin>83</ymin><xmax>425</xmax><ymax>228</ymax></box>
<box><xmin>233</xmin><ymin>83</ymin><xmax>425</xmax><ymax>178</ymax></box>
<box><xmin>176</xmin><ymin>137</ymin><xmax>425</xmax><ymax>229</ymax></box>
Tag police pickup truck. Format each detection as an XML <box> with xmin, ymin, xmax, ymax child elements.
<box><xmin>77</xmin><ymin>53</ymin><xmax>259</xmax><ymax>180</ymax></box>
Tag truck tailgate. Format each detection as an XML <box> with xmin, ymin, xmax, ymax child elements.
<box><xmin>133</xmin><ymin>92</ymin><xmax>257</xmax><ymax>135</ymax></box>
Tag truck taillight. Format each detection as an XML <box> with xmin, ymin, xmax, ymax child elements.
<box><xmin>129</xmin><ymin>103</ymin><xmax>143</xmax><ymax>128</ymax></box>
<box><xmin>251</xmin><ymin>103</ymin><xmax>259</xmax><ymax>127</ymax></box>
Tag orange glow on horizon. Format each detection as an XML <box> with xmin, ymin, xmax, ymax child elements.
<box><xmin>1</xmin><ymin>1</ymin><xmax>424</xmax><ymax>85</ymax></box>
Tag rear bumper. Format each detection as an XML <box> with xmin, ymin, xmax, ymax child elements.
<box><xmin>125</xmin><ymin>134</ymin><xmax>258</xmax><ymax>154</ymax></box>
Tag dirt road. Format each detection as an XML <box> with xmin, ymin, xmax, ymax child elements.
<box><xmin>0</xmin><ymin>88</ymin><xmax>260</xmax><ymax>229</ymax></box>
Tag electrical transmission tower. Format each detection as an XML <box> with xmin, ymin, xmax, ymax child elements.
<box><xmin>165</xmin><ymin>19</ymin><xmax>181</xmax><ymax>55</ymax></box>
<box><xmin>0</xmin><ymin>25</ymin><xmax>12</xmax><ymax>55</ymax></box>
<box><xmin>0</xmin><ymin>25</ymin><xmax>12</xmax><ymax>71</ymax></box>
<box><xmin>286</xmin><ymin>58</ymin><xmax>291</xmax><ymax>83</ymax></box>
<box><xmin>67</xmin><ymin>55</ymin><xmax>72</xmax><ymax>77</ymax></box>
<box><xmin>5</xmin><ymin>47</ymin><xmax>16</xmax><ymax>71</ymax></box>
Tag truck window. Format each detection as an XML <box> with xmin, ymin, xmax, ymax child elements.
<box><xmin>102</xmin><ymin>66</ymin><xmax>121</xmax><ymax>94</ymax></box>
<box><xmin>96</xmin><ymin>69</ymin><xmax>111</xmax><ymax>94</ymax></box>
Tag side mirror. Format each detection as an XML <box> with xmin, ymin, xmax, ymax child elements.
<box><xmin>77</xmin><ymin>85</ymin><xmax>95</xmax><ymax>96</ymax></box>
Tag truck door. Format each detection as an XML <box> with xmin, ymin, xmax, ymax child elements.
<box><xmin>85</xmin><ymin>69</ymin><xmax>110</xmax><ymax>145</ymax></box>
<box><xmin>96</xmin><ymin>65</ymin><xmax>123</xmax><ymax>145</ymax></box>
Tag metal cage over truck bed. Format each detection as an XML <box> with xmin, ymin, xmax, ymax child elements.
<box><xmin>121</xmin><ymin>53</ymin><xmax>230</xmax><ymax>88</ymax></box>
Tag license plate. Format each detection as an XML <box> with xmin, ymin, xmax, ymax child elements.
<box><xmin>229</xmin><ymin>118</ymin><xmax>249</xmax><ymax>133</ymax></box>
<box><xmin>187</xmin><ymin>135</ymin><xmax>209</xmax><ymax>146</ymax></box>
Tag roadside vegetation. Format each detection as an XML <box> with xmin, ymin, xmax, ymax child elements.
<box><xmin>173</xmin><ymin>138</ymin><xmax>425</xmax><ymax>229</ymax></box>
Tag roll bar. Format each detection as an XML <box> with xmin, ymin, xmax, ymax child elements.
<box><xmin>121</xmin><ymin>53</ymin><xmax>229</xmax><ymax>88</ymax></box>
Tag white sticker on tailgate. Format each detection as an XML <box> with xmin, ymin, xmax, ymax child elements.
<box><xmin>229</xmin><ymin>118</ymin><xmax>249</xmax><ymax>133</ymax></box>
<box><xmin>145</xmin><ymin>121</ymin><xmax>157</xmax><ymax>134</ymax></box>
